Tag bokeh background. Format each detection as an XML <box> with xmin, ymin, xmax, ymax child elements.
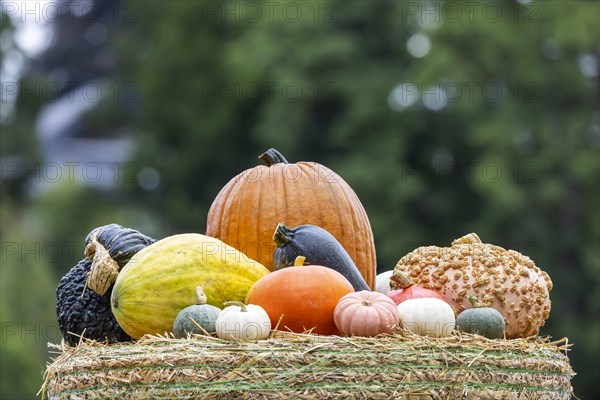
<box><xmin>1</xmin><ymin>0</ymin><xmax>598</xmax><ymax>398</ymax></box>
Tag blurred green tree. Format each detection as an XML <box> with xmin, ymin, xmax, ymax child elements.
<box><xmin>1</xmin><ymin>1</ymin><xmax>598</xmax><ymax>398</ymax></box>
<box><xmin>116</xmin><ymin>1</ymin><xmax>599</xmax><ymax>396</ymax></box>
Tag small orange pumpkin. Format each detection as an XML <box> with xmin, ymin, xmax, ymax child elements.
<box><xmin>206</xmin><ymin>148</ymin><xmax>376</xmax><ymax>289</ymax></box>
<box><xmin>334</xmin><ymin>291</ymin><xmax>399</xmax><ymax>337</ymax></box>
<box><xmin>245</xmin><ymin>256</ymin><xmax>354</xmax><ymax>335</ymax></box>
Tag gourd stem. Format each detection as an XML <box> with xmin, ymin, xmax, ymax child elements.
<box><xmin>259</xmin><ymin>148</ymin><xmax>289</xmax><ymax>166</ymax></box>
<box><xmin>273</xmin><ymin>223</ymin><xmax>294</xmax><ymax>247</ymax></box>
<box><xmin>361</xmin><ymin>300</ymin><xmax>372</xmax><ymax>306</ymax></box>
<box><xmin>195</xmin><ymin>286</ymin><xmax>207</xmax><ymax>305</ymax></box>
<box><xmin>224</xmin><ymin>301</ymin><xmax>247</xmax><ymax>312</ymax></box>
<box><xmin>389</xmin><ymin>270</ymin><xmax>414</xmax><ymax>289</ymax></box>
<box><xmin>468</xmin><ymin>295</ymin><xmax>481</xmax><ymax>308</ymax></box>
<box><xmin>294</xmin><ymin>256</ymin><xmax>306</xmax><ymax>267</ymax></box>
<box><xmin>468</xmin><ymin>294</ymin><xmax>491</xmax><ymax>308</ymax></box>
<box><xmin>85</xmin><ymin>235</ymin><xmax>120</xmax><ymax>296</ymax></box>
<box><xmin>452</xmin><ymin>233</ymin><xmax>482</xmax><ymax>246</ymax></box>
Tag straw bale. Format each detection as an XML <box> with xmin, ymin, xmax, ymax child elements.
<box><xmin>41</xmin><ymin>331</ymin><xmax>574</xmax><ymax>400</ymax></box>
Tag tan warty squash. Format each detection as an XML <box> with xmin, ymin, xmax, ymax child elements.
<box><xmin>391</xmin><ymin>233</ymin><xmax>552</xmax><ymax>338</ymax></box>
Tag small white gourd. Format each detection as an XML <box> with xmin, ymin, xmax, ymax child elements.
<box><xmin>397</xmin><ymin>298</ymin><xmax>455</xmax><ymax>338</ymax></box>
<box><xmin>216</xmin><ymin>301</ymin><xmax>271</xmax><ymax>340</ymax></box>
<box><xmin>375</xmin><ymin>270</ymin><xmax>393</xmax><ymax>293</ymax></box>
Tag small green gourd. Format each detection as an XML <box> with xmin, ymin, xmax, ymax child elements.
<box><xmin>456</xmin><ymin>295</ymin><xmax>506</xmax><ymax>339</ymax></box>
<box><xmin>173</xmin><ymin>286</ymin><xmax>221</xmax><ymax>338</ymax></box>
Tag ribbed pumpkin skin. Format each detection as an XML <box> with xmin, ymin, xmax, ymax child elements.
<box><xmin>206</xmin><ymin>150</ymin><xmax>376</xmax><ymax>289</ymax></box>
<box><xmin>334</xmin><ymin>291</ymin><xmax>399</xmax><ymax>337</ymax></box>
<box><xmin>245</xmin><ymin>265</ymin><xmax>354</xmax><ymax>335</ymax></box>
<box><xmin>111</xmin><ymin>234</ymin><xmax>269</xmax><ymax>339</ymax></box>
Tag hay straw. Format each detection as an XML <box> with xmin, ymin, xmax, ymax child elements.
<box><xmin>41</xmin><ymin>330</ymin><xmax>574</xmax><ymax>399</ymax></box>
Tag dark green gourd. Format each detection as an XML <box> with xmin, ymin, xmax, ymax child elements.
<box><xmin>84</xmin><ymin>223</ymin><xmax>157</xmax><ymax>295</ymax></box>
<box><xmin>172</xmin><ymin>286</ymin><xmax>221</xmax><ymax>338</ymax></box>
<box><xmin>85</xmin><ymin>223</ymin><xmax>156</xmax><ymax>267</ymax></box>
<box><xmin>455</xmin><ymin>295</ymin><xmax>506</xmax><ymax>339</ymax></box>
<box><xmin>273</xmin><ymin>223</ymin><xmax>369</xmax><ymax>291</ymax></box>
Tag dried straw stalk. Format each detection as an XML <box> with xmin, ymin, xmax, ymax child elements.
<box><xmin>41</xmin><ymin>331</ymin><xmax>574</xmax><ymax>400</ymax></box>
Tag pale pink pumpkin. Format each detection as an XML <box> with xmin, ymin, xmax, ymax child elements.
<box><xmin>333</xmin><ymin>291</ymin><xmax>399</xmax><ymax>337</ymax></box>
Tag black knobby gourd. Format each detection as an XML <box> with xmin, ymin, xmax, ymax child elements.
<box><xmin>56</xmin><ymin>259</ymin><xmax>131</xmax><ymax>346</ymax></box>
<box><xmin>56</xmin><ymin>224</ymin><xmax>157</xmax><ymax>345</ymax></box>
<box><xmin>273</xmin><ymin>223</ymin><xmax>369</xmax><ymax>291</ymax></box>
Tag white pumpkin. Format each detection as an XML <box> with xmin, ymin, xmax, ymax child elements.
<box><xmin>375</xmin><ymin>270</ymin><xmax>393</xmax><ymax>293</ymax></box>
<box><xmin>397</xmin><ymin>298</ymin><xmax>455</xmax><ymax>338</ymax></box>
<box><xmin>215</xmin><ymin>301</ymin><xmax>271</xmax><ymax>340</ymax></box>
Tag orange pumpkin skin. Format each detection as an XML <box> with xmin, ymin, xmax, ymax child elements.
<box><xmin>245</xmin><ymin>261</ymin><xmax>354</xmax><ymax>335</ymax></box>
<box><xmin>206</xmin><ymin>149</ymin><xmax>376</xmax><ymax>289</ymax></box>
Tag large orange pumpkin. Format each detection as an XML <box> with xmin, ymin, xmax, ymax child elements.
<box><xmin>206</xmin><ymin>148</ymin><xmax>376</xmax><ymax>289</ymax></box>
<box><xmin>245</xmin><ymin>256</ymin><xmax>354</xmax><ymax>335</ymax></box>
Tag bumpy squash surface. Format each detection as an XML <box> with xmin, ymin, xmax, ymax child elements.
<box><xmin>111</xmin><ymin>233</ymin><xmax>269</xmax><ymax>339</ymax></box>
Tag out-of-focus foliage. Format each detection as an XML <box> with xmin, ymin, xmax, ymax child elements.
<box><xmin>1</xmin><ymin>1</ymin><xmax>598</xmax><ymax>399</ymax></box>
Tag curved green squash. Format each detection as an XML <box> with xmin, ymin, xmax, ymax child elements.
<box><xmin>84</xmin><ymin>223</ymin><xmax>157</xmax><ymax>295</ymax></box>
<box><xmin>273</xmin><ymin>223</ymin><xmax>369</xmax><ymax>291</ymax></box>
<box><xmin>111</xmin><ymin>233</ymin><xmax>269</xmax><ymax>339</ymax></box>
<box><xmin>85</xmin><ymin>223</ymin><xmax>157</xmax><ymax>269</ymax></box>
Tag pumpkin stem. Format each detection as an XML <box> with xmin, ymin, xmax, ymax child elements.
<box><xmin>389</xmin><ymin>270</ymin><xmax>414</xmax><ymax>289</ymax></box>
<box><xmin>85</xmin><ymin>235</ymin><xmax>120</xmax><ymax>295</ymax></box>
<box><xmin>259</xmin><ymin>148</ymin><xmax>289</xmax><ymax>166</ymax></box>
<box><xmin>273</xmin><ymin>223</ymin><xmax>294</xmax><ymax>247</ymax></box>
<box><xmin>452</xmin><ymin>233</ymin><xmax>482</xmax><ymax>246</ymax></box>
<box><xmin>294</xmin><ymin>256</ymin><xmax>306</xmax><ymax>267</ymax></box>
<box><xmin>361</xmin><ymin>300</ymin><xmax>372</xmax><ymax>307</ymax></box>
<box><xmin>195</xmin><ymin>286</ymin><xmax>207</xmax><ymax>305</ymax></box>
<box><xmin>468</xmin><ymin>294</ymin><xmax>492</xmax><ymax>308</ymax></box>
<box><xmin>223</xmin><ymin>301</ymin><xmax>247</xmax><ymax>312</ymax></box>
